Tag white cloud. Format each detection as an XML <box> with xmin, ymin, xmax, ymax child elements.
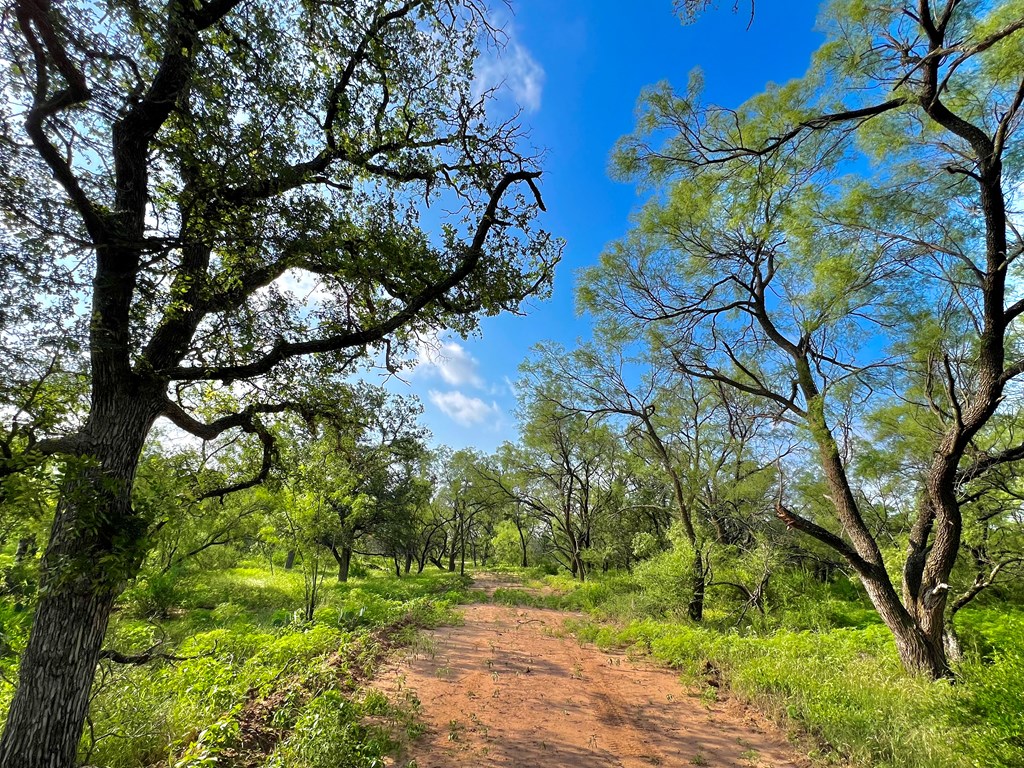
<box><xmin>474</xmin><ymin>27</ymin><xmax>545</xmax><ymax>113</ymax></box>
<box><xmin>270</xmin><ymin>267</ymin><xmax>332</xmax><ymax>304</ymax></box>
<box><xmin>415</xmin><ymin>338</ymin><xmax>484</xmax><ymax>388</ymax></box>
<box><xmin>429</xmin><ymin>390</ymin><xmax>502</xmax><ymax>427</ymax></box>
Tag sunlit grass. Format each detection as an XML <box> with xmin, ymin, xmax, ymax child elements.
<box><xmin>74</xmin><ymin>566</ymin><xmax>470</xmax><ymax>767</ymax></box>
<box><xmin>511</xmin><ymin>566</ymin><xmax>1024</xmax><ymax>768</ymax></box>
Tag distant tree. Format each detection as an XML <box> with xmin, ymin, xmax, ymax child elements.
<box><xmin>429</xmin><ymin>448</ymin><xmax>502</xmax><ymax>575</ymax></box>
<box><xmin>0</xmin><ymin>0</ymin><xmax>558</xmax><ymax>762</ymax></box>
<box><xmin>523</xmin><ymin>342</ymin><xmax>708</xmax><ymax>611</ymax></box>
<box><xmin>491</xmin><ymin>388</ymin><xmax>624</xmax><ymax>581</ymax></box>
<box><xmin>583</xmin><ymin>0</ymin><xmax>1024</xmax><ymax>678</ymax></box>
<box><xmin>524</xmin><ymin>340</ymin><xmax>779</xmax><ymax>618</ymax></box>
<box><xmin>297</xmin><ymin>389</ymin><xmax>428</xmax><ymax>582</ymax></box>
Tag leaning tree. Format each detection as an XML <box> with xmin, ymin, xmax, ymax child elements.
<box><xmin>0</xmin><ymin>0</ymin><xmax>558</xmax><ymax>763</ymax></box>
<box><xmin>584</xmin><ymin>0</ymin><xmax>1024</xmax><ymax>678</ymax></box>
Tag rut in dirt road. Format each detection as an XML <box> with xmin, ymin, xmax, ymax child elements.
<box><xmin>378</xmin><ymin>578</ymin><xmax>806</xmax><ymax>768</ymax></box>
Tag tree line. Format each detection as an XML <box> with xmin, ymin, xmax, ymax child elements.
<box><xmin>1</xmin><ymin>0</ymin><xmax>1023</xmax><ymax>765</ymax></box>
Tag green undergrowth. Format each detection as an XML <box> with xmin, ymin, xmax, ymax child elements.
<box><xmin>487</xmin><ymin>569</ymin><xmax>1023</xmax><ymax>768</ymax></box>
<box><xmin>73</xmin><ymin>567</ymin><xmax>469</xmax><ymax>768</ymax></box>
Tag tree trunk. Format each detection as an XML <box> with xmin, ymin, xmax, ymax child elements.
<box><xmin>13</xmin><ymin>536</ymin><xmax>36</xmax><ymax>565</ymax></box>
<box><xmin>284</xmin><ymin>549</ymin><xmax>296</xmax><ymax>570</ymax></box>
<box><xmin>792</xmin><ymin>370</ymin><xmax>952</xmax><ymax>678</ymax></box>
<box><xmin>645</xmin><ymin>416</ymin><xmax>706</xmax><ymax>621</ymax></box>
<box><xmin>337</xmin><ymin>546</ymin><xmax>352</xmax><ymax>583</ymax></box>
<box><xmin>4</xmin><ymin>536</ymin><xmax>37</xmax><ymax>595</ymax></box>
<box><xmin>861</xmin><ymin>569</ymin><xmax>949</xmax><ymax>678</ymax></box>
<box><xmin>572</xmin><ymin>551</ymin><xmax>586</xmax><ymax>581</ymax></box>
<box><xmin>404</xmin><ymin>552</ymin><xmax>413</xmax><ymax>575</ymax></box>
<box><xmin>944</xmin><ymin>625</ymin><xmax>965</xmax><ymax>667</ymax></box>
<box><xmin>0</xmin><ymin>580</ymin><xmax>118</xmax><ymax>767</ymax></box>
<box><xmin>687</xmin><ymin>550</ymin><xmax>705</xmax><ymax>622</ymax></box>
<box><xmin>0</xmin><ymin>397</ymin><xmax>158</xmax><ymax>768</ymax></box>
<box><xmin>517</xmin><ymin>522</ymin><xmax>528</xmax><ymax>567</ymax></box>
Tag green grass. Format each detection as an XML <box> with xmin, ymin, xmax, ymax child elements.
<box><xmin>77</xmin><ymin>567</ymin><xmax>470</xmax><ymax>767</ymax></box>
<box><xmin>3</xmin><ymin>558</ymin><xmax>1020</xmax><ymax>768</ymax></box>
<box><xmin>485</xmin><ymin>566</ymin><xmax>1023</xmax><ymax>768</ymax></box>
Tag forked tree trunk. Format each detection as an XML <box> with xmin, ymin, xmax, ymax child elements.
<box><xmin>785</xmin><ymin>361</ymin><xmax>954</xmax><ymax>679</ymax></box>
<box><xmin>861</xmin><ymin>574</ymin><xmax>948</xmax><ymax>678</ymax></box>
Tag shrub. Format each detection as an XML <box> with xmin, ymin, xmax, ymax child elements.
<box><xmin>267</xmin><ymin>691</ymin><xmax>393</xmax><ymax>768</ymax></box>
<box><xmin>125</xmin><ymin>569</ymin><xmax>182</xmax><ymax>618</ymax></box>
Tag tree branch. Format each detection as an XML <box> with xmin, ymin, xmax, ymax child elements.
<box><xmin>162</xmin><ymin>170</ymin><xmax>546</xmax><ymax>382</ymax></box>
<box><xmin>99</xmin><ymin>640</ymin><xmax>217</xmax><ymax>666</ymax></box>
<box><xmin>775</xmin><ymin>501</ymin><xmax>870</xmax><ymax>574</ymax></box>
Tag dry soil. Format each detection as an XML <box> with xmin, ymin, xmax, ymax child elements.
<box><xmin>377</xmin><ymin>574</ymin><xmax>806</xmax><ymax>768</ymax></box>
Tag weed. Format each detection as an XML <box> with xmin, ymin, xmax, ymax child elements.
<box><xmin>539</xmin><ymin>570</ymin><xmax>1024</xmax><ymax>768</ymax></box>
<box><xmin>73</xmin><ymin>567</ymin><xmax>469</xmax><ymax>768</ymax></box>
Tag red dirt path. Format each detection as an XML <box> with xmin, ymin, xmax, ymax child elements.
<box><xmin>377</xmin><ymin>575</ymin><xmax>807</xmax><ymax>768</ymax></box>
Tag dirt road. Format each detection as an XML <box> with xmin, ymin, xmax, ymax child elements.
<box><xmin>378</xmin><ymin>575</ymin><xmax>806</xmax><ymax>767</ymax></box>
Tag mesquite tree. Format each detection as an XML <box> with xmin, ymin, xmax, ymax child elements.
<box><xmin>523</xmin><ymin>341</ymin><xmax>710</xmax><ymax>617</ymax></box>
<box><xmin>0</xmin><ymin>0</ymin><xmax>558</xmax><ymax>763</ymax></box>
<box><xmin>492</xmin><ymin>390</ymin><xmax>624</xmax><ymax>580</ymax></box>
<box><xmin>583</xmin><ymin>0</ymin><xmax>1024</xmax><ymax>678</ymax></box>
<box><xmin>524</xmin><ymin>340</ymin><xmax>781</xmax><ymax>620</ymax></box>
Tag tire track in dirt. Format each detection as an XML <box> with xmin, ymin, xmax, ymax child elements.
<box><xmin>377</xmin><ymin>575</ymin><xmax>806</xmax><ymax>767</ymax></box>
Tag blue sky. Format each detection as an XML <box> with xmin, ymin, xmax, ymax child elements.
<box><xmin>394</xmin><ymin>0</ymin><xmax>826</xmax><ymax>452</ymax></box>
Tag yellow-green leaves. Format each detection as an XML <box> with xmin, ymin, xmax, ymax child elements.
<box><xmin>973</xmin><ymin>1</ymin><xmax>1024</xmax><ymax>86</ymax></box>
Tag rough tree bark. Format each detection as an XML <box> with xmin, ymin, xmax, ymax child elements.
<box><xmin>0</xmin><ymin>392</ymin><xmax>161</xmax><ymax>766</ymax></box>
